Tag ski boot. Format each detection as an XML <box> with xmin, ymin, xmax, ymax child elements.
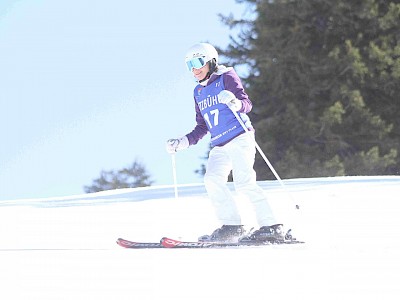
<box><xmin>244</xmin><ymin>224</ymin><xmax>287</xmax><ymax>243</ymax></box>
<box><xmin>198</xmin><ymin>225</ymin><xmax>246</xmax><ymax>243</ymax></box>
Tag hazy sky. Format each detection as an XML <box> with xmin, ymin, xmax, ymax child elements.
<box><xmin>0</xmin><ymin>0</ymin><xmax>249</xmax><ymax>200</ymax></box>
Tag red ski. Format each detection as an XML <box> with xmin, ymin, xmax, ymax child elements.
<box><xmin>116</xmin><ymin>238</ymin><xmax>163</xmax><ymax>249</ymax></box>
<box><xmin>160</xmin><ymin>237</ymin><xmax>304</xmax><ymax>248</ymax></box>
<box><xmin>116</xmin><ymin>237</ymin><xmax>304</xmax><ymax>249</ymax></box>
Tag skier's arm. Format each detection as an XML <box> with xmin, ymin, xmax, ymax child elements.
<box><xmin>223</xmin><ymin>71</ymin><xmax>252</xmax><ymax>114</ymax></box>
<box><xmin>185</xmin><ymin>101</ymin><xmax>208</xmax><ymax>146</ymax></box>
<box><xmin>166</xmin><ymin>99</ymin><xmax>207</xmax><ymax>153</ymax></box>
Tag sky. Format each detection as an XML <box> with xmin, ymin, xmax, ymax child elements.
<box><xmin>1</xmin><ymin>176</ymin><xmax>400</xmax><ymax>299</ymax></box>
<box><xmin>0</xmin><ymin>0</ymin><xmax>251</xmax><ymax>200</ymax></box>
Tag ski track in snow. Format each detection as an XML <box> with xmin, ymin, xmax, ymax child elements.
<box><xmin>0</xmin><ymin>176</ymin><xmax>399</xmax><ymax>300</ymax></box>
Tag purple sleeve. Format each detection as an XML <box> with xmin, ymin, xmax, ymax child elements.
<box><xmin>185</xmin><ymin>100</ymin><xmax>209</xmax><ymax>146</ymax></box>
<box><xmin>223</xmin><ymin>69</ymin><xmax>253</xmax><ymax>113</ymax></box>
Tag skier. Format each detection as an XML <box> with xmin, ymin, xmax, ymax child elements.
<box><xmin>166</xmin><ymin>42</ymin><xmax>286</xmax><ymax>243</ymax></box>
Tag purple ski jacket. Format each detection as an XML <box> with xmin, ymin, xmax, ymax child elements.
<box><xmin>186</xmin><ymin>66</ymin><xmax>253</xmax><ymax>147</ymax></box>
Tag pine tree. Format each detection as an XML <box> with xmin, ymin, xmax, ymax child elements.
<box><xmin>84</xmin><ymin>159</ymin><xmax>154</xmax><ymax>193</ymax></box>
<box><xmin>219</xmin><ymin>0</ymin><xmax>399</xmax><ymax>179</ymax></box>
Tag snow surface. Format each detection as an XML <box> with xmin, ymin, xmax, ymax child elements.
<box><xmin>1</xmin><ymin>176</ymin><xmax>400</xmax><ymax>300</ymax></box>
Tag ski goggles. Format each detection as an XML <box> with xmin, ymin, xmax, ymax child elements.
<box><xmin>185</xmin><ymin>57</ymin><xmax>207</xmax><ymax>71</ymax></box>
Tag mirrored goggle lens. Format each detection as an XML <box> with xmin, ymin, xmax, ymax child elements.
<box><xmin>186</xmin><ymin>57</ymin><xmax>206</xmax><ymax>71</ymax></box>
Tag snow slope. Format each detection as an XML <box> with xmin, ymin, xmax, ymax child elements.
<box><xmin>0</xmin><ymin>176</ymin><xmax>399</xmax><ymax>300</ymax></box>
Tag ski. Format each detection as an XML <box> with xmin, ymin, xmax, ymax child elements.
<box><xmin>116</xmin><ymin>237</ymin><xmax>304</xmax><ymax>249</ymax></box>
<box><xmin>161</xmin><ymin>237</ymin><xmax>304</xmax><ymax>248</ymax></box>
<box><xmin>116</xmin><ymin>238</ymin><xmax>163</xmax><ymax>249</ymax></box>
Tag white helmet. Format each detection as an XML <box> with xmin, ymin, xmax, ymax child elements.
<box><xmin>185</xmin><ymin>43</ymin><xmax>219</xmax><ymax>72</ymax></box>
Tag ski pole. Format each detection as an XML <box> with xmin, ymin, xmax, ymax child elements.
<box><xmin>232</xmin><ymin>110</ymin><xmax>299</xmax><ymax>209</ymax></box>
<box><xmin>170</xmin><ymin>153</ymin><xmax>178</xmax><ymax>199</ymax></box>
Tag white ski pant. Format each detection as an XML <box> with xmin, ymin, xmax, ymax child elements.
<box><xmin>204</xmin><ymin>132</ymin><xmax>277</xmax><ymax>227</ymax></box>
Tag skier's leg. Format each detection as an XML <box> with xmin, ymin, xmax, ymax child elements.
<box><xmin>204</xmin><ymin>146</ymin><xmax>241</xmax><ymax>225</ymax></box>
<box><xmin>230</xmin><ymin>133</ymin><xmax>277</xmax><ymax>227</ymax></box>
